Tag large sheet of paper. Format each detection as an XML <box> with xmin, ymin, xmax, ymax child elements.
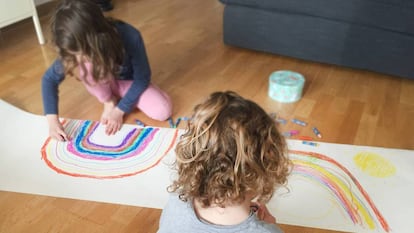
<box><xmin>0</xmin><ymin>99</ymin><xmax>413</xmax><ymax>233</ymax></box>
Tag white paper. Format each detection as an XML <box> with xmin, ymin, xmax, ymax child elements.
<box><xmin>1</xmin><ymin>99</ymin><xmax>413</xmax><ymax>233</ymax></box>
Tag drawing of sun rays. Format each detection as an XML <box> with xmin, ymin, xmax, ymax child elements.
<box><xmin>289</xmin><ymin>150</ymin><xmax>390</xmax><ymax>233</ymax></box>
<box><xmin>41</xmin><ymin>119</ymin><xmax>179</xmax><ymax>179</ymax></box>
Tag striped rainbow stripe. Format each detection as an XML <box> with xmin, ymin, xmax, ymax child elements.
<box><xmin>41</xmin><ymin>119</ymin><xmax>179</xmax><ymax>179</ymax></box>
<box><xmin>290</xmin><ymin>150</ymin><xmax>390</xmax><ymax>232</ymax></box>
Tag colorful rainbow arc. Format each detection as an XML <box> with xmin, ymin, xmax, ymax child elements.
<box><xmin>41</xmin><ymin>119</ymin><xmax>179</xmax><ymax>179</ymax></box>
<box><xmin>289</xmin><ymin>150</ymin><xmax>390</xmax><ymax>233</ymax></box>
<box><xmin>68</xmin><ymin>120</ymin><xmax>158</xmax><ymax>159</ymax></box>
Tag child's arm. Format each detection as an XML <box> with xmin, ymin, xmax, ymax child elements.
<box><xmin>116</xmin><ymin>24</ymin><xmax>151</xmax><ymax>114</ymax></box>
<box><xmin>41</xmin><ymin>59</ymin><xmax>65</xmax><ymax>116</ymax></box>
<box><xmin>46</xmin><ymin>114</ymin><xmax>69</xmax><ymax>141</ymax></box>
<box><xmin>42</xmin><ymin>60</ymin><xmax>67</xmax><ymax>141</ymax></box>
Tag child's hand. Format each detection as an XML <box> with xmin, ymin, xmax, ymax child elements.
<box><xmin>101</xmin><ymin>106</ymin><xmax>124</xmax><ymax>135</ymax></box>
<box><xmin>46</xmin><ymin>114</ymin><xmax>69</xmax><ymax>141</ymax></box>
<box><xmin>251</xmin><ymin>202</ymin><xmax>277</xmax><ymax>225</ymax></box>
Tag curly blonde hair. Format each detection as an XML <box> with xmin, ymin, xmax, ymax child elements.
<box><xmin>51</xmin><ymin>0</ymin><xmax>124</xmax><ymax>82</ymax></box>
<box><xmin>169</xmin><ymin>91</ymin><xmax>291</xmax><ymax>208</ymax></box>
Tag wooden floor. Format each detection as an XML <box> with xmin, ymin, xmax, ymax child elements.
<box><xmin>0</xmin><ymin>0</ymin><xmax>413</xmax><ymax>232</ymax></box>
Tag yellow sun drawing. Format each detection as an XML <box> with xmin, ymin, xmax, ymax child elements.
<box><xmin>354</xmin><ymin>152</ymin><xmax>396</xmax><ymax>178</ymax></box>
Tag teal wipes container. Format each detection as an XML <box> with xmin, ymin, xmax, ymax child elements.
<box><xmin>268</xmin><ymin>70</ymin><xmax>305</xmax><ymax>103</ymax></box>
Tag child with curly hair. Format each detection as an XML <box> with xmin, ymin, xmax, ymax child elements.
<box><xmin>157</xmin><ymin>91</ymin><xmax>291</xmax><ymax>233</ymax></box>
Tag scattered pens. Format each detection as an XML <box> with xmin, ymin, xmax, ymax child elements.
<box><xmin>135</xmin><ymin>119</ymin><xmax>145</xmax><ymax>127</ymax></box>
<box><xmin>167</xmin><ymin>116</ymin><xmax>191</xmax><ymax>128</ymax></box>
<box><xmin>302</xmin><ymin>141</ymin><xmax>318</xmax><ymax>146</ymax></box>
<box><xmin>292</xmin><ymin>118</ymin><xmax>307</xmax><ymax>126</ymax></box>
<box><xmin>312</xmin><ymin>127</ymin><xmax>322</xmax><ymax>138</ymax></box>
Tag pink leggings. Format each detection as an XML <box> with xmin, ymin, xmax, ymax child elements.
<box><xmin>80</xmin><ymin>64</ymin><xmax>172</xmax><ymax>121</ymax></box>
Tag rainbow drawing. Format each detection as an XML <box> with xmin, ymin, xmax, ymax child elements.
<box><xmin>41</xmin><ymin>119</ymin><xmax>179</xmax><ymax>179</ymax></box>
<box><xmin>289</xmin><ymin>150</ymin><xmax>390</xmax><ymax>233</ymax></box>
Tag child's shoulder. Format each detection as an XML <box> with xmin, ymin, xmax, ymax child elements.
<box><xmin>114</xmin><ymin>21</ymin><xmax>141</xmax><ymax>36</ymax></box>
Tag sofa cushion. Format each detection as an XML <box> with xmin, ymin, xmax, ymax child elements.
<box><xmin>220</xmin><ymin>0</ymin><xmax>414</xmax><ymax>35</ymax></box>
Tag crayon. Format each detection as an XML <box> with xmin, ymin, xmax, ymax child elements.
<box><xmin>135</xmin><ymin>119</ymin><xmax>145</xmax><ymax>127</ymax></box>
<box><xmin>292</xmin><ymin>118</ymin><xmax>307</xmax><ymax>126</ymax></box>
<box><xmin>302</xmin><ymin>141</ymin><xmax>318</xmax><ymax>146</ymax></box>
<box><xmin>297</xmin><ymin>136</ymin><xmax>313</xmax><ymax>141</ymax></box>
<box><xmin>312</xmin><ymin>127</ymin><xmax>322</xmax><ymax>138</ymax></box>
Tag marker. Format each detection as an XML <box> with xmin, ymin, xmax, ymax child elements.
<box><xmin>168</xmin><ymin>117</ymin><xmax>175</xmax><ymax>128</ymax></box>
<box><xmin>175</xmin><ymin>118</ymin><xmax>182</xmax><ymax>128</ymax></box>
<box><xmin>289</xmin><ymin>130</ymin><xmax>299</xmax><ymax>135</ymax></box>
<box><xmin>292</xmin><ymin>118</ymin><xmax>307</xmax><ymax>126</ymax></box>
<box><xmin>302</xmin><ymin>141</ymin><xmax>318</xmax><ymax>146</ymax></box>
<box><xmin>312</xmin><ymin>127</ymin><xmax>322</xmax><ymax>138</ymax></box>
<box><xmin>297</xmin><ymin>136</ymin><xmax>313</xmax><ymax>141</ymax></box>
<box><xmin>276</xmin><ymin>118</ymin><xmax>287</xmax><ymax>124</ymax></box>
<box><xmin>135</xmin><ymin>119</ymin><xmax>145</xmax><ymax>127</ymax></box>
<box><xmin>181</xmin><ymin>116</ymin><xmax>191</xmax><ymax>121</ymax></box>
<box><xmin>283</xmin><ymin>132</ymin><xmax>292</xmax><ymax>137</ymax></box>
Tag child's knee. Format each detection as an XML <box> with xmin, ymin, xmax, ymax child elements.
<box><xmin>138</xmin><ymin>84</ymin><xmax>173</xmax><ymax>121</ymax></box>
<box><xmin>147</xmin><ymin>100</ymin><xmax>172</xmax><ymax>121</ymax></box>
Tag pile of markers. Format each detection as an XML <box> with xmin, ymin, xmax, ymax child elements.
<box><xmin>270</xmin><ymin>113</ymin><xmax>322</xmax><ymax>147</ymax></box>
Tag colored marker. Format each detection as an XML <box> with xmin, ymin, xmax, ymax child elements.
<box><xmin>289</xmin><ymin>130</ymin><xmax>299</xmax><ymax>135</ymax></box>
<box><xmin>181</xmin><ymin>116</ymin><xmax>191</xmax><ymax>121</ymax></box>
<box><xmin>175</xmin><ymin>118</ymin><xmax>182</xmax><ymax>127</ymax></box>
<box><xmin>276</xmin><ymin>118</ymin><xmax>287</xmax><ymax>124</ymax></box>
<box><xmin>135</xmin><ymin>119</ymin><xmax>145</xmax><ymax>127</ymax></box>
<box><xmin>312</xmin><ymin>127</ymin><xmax>322</xmax><ymax>138</ymax></box>
<box><xmin>168</xmin><ymin>117</ymin><xmax>175</xmax><ymax>128</ymax></box>
<box><xmin>292</xmin><ymin>118</ymin><xmax>307</xmax><ymax>126</ymax></box>
<box><xmin>283</xmin><ymin>132</ymin><xmax>292</xmax><ymax>137</ymax></box>
<box><xmin>302</xmin><ymin>141</ymin><xmax>318</xmax><ymax>146</ymax></box>
<box><xmin>297</xmin><ymin>135</ymin><xmax>313</xmax><ymax>141</ymax></box>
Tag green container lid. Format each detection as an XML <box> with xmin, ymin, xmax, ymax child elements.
<box><xmin>268</xmin><ymin>70</ymin><xmax>305</xmax><ymax>103</ymax></box>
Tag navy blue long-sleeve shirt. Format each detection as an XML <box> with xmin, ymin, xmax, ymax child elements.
<box><xmin>41</xmin><ymin>21</ymin><xmax>151</xmax><ymax>115</ymax></box>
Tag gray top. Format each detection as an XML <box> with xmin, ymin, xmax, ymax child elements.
<box><xmin>157</xmin><ymin>194</ymin><xmax>284</xmax><ymax>233</ymax></box>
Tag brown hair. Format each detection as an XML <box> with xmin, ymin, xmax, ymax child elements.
<box><xmin>51</xmin><ymin>0</ymin><xmax>124</xmax><ymax>82</ymax></box>
<box><xmin>169</xmin><ymin>91</ymin><xmax>291</xmax><ymax>207</ymax></box>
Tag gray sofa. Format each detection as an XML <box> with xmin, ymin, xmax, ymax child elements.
<box><xmin>219</xmin><ymin>0</ymin><xmax>414</xmax><ymax>80</ymax></box>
